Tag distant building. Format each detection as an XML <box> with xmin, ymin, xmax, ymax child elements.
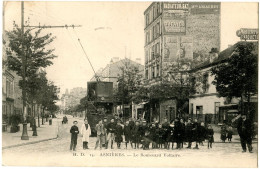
<box><xmin>90</xmin><ymin>57</ymin><xmax>144</xmax><ymax>88</ymax></box>
<box><xmin>60</xmin><ymin>87</ymin><xmax>87</xmax><ymax>113</ymax></box>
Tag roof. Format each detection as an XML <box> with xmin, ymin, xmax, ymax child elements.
<box><xmin>189</xmin><ymin>41</ymin><xmax>258</xmax><ymax>72</ymax></box>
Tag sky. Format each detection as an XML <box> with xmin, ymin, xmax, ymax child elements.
<box><xmin>3</xmin><ymin>1</ymin><xmax>259</xmax><ymax>95</ymax></box>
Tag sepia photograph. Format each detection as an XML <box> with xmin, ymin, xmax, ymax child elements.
<box><xmin>2</xmin><ymin>1</ymin><xmax>259</xmax><ymax>168</ymax></box>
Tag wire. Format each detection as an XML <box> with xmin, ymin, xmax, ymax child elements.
<box><xmin>72</xmin><ymin>29</ymin><xmax>99</xmax><ymax>81</ymax></box>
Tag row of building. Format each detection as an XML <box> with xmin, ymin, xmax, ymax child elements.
<box><xmin>66</xmin><ymin>2</ymin><xmax>257</xmax><ymax>125</ymax></box>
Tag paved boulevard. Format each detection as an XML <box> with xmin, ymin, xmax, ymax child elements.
<box><xmin>2</xmin><ymin>115</ymin><xmax>257</xmax><ymax>167</ymax></box>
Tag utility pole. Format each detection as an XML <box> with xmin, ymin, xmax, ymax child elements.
<box><xmin>21</xmin><ymin>1</ymin><xmax>29</xmax><ymax>140</ymax></box>
<box><xmin>19</xmin><ymin>1</ymin><xmax>81</xmax><ymax>140</ymax></box>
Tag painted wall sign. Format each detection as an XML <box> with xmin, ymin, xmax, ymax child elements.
<box><xmin>163</xmin><ymin>19</ymin><xmax>186</xmax><ymax>34</ymax></box>
<box><xmin>189</xmin><ymin>2</ymin><xmax>220</xmax><ymax>14</ymax></box>
<box><xmin>236</xmin><ymin>28</ymin><xmax>259</xmax><ymax>40</ymax></box>
<box><xmin>163</xmin><ymin>2</ymin><xmax>189</xmax><ymax>10</ymax></box>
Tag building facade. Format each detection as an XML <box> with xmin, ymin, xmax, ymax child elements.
<box><xmin>144</xmin><ymin>2</ymin><xmax>221</xmax><ymax>83</ymax></box>
<box><xmin>144</xmin><ymin>2</ymin><xmax>221</xmax><ymax>122</ymax></box>
<box><xmin>2</xmin><ymin>32</ymin><xmax>23</xmax><ymax>124</ymax></box>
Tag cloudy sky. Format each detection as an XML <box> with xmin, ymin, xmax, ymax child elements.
<box><xmin>4</xmin><ymin>1</ymin><xmax>258</xmax><ymax>94</ymax></box>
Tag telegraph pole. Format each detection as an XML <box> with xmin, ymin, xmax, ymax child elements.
<box><xmin>19</xmin><ymin>1</ymin><xmax>81</xmax><ymax>140</ymax></box>
<box><xmin>21</xmin><ymin>1</ymin><xmax>29</xmax><ymax>140</ymax></box>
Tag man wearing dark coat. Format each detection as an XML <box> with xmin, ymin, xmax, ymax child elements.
<box><xmin>115</xmin><ymin>120</ymin><xmax>123</xmax><ymax>149</ymax></box>
<box><xmin>237</xmin><ymin>115</ymin><xmax>253</xmax><ymax>153</ymax></box>
<box><xmin>70</xmin><ymin>121</ymin><xmax>79</xmax><ymax>151</ymax></box>
<box><xmin>185</xmin><ymin>118</ymin><xmax>193</xmax><ymax>149</ymax></box>
<box><xmin>123</xmin><ymin>121</ymin><xmax>132</xmax><ymax>149</ymax></box>
<box><xmin>149</xmin><ymin>123</ymin><xmax>157</xmax><ymax>149</ymax></box>
<box><xmin>132</xmin><ymin>121</ymin><xmax>141</xmax><ymax>149</ymax></box>
<box><xmin>162</xmin><ymin>118</ymin><xmax>170</xmax><ymax>149</ymax></box>
<box><xmin>106</xmin><ymin>119</ymin><xmax>116</xmax><ymax>149</ymax></box>
<box><xmin>174</xmin><ymin>118</ymin><xmax>182</xmax><ymax>149</ymax></box>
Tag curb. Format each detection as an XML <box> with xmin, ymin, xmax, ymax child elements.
<box><xmin>2</xmin><ymin>135</ymin><xmax>59</xmax><ymax>150</ymax></box>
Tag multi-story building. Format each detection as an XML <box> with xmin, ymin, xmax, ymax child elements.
<box><xmin>2</xmin><ymin>32</ymin><xmax>23</xmax><ymax>123</ymax></box>
<box><xmin>144</xmin><ymin>2</ymin><xmax>221</xmax><ymax>122</ymax></box>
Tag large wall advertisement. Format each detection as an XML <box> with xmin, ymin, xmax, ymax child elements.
<box><xmin>163</xmin><ymin>19</ymin><xmax>186</xmax><ymax>34</ymax></box>
<box><xmin>163</xmin><ymin>35</ymin><xmax>193</xmax><ymax>62</ymax></box>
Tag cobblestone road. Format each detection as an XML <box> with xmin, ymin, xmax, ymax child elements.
<box><xmin>2</xmin><ymin>116</ymin><xmax>258</xmax><ymax>167</ymax></box>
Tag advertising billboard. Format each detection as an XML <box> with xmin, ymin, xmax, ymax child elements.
<box><xmin>163</xmin><ymin>19</ymin><xmax>186</xmax><ymax>34</ymax></box>
<box><xmin>189</xmin><ymin>2</ymin><xmax>220</xmax><ymax>14</ymax></box>
<box><xmin>163</xmin><ymin>35</ymin><xmax>193</xmax><ymax>62</ymax></box>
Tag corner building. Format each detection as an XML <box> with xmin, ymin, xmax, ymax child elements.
<box><xmin>144</xmin><ymin>2</ymin><xmax>221</xmax><ymax>122</ymax></box>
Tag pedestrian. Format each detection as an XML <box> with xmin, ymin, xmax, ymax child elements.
<box><xmin>132</xmin><ymin>121</ymin><xmax>141</xmax><ymax>149</ymax></box>
<box><xmin>227</xmin><ymin>125</ymin><xmax>233</xmax><ymax>142</ymax></box>
<box><xmin>192</xmin><ymin>118</ymin><xmax>200</xmax><ymax>149</ymax></box>
<box><xmin>149</xmin><ymin>122</ymin><xmax>157</xmax><ymax>149</ymax></box>
<box><xmin>174</xmin><ymin>118</ymin><xmax>182</xmax><ymax>149</ymax></box>
<box><xmin>220</xmin><ymin>124</ymin><xmax>227</xmax><ymax>143</ymax></box>
<box><xmin>185</xmin><ymin>118</ymin><xmax>193</xmax><ymax>149</ymax></box>
<box><xmin>207</xmin><ymin>124</ymin><xmax>214</xmax><ymax>149</ymax></box>
<box><xmin>95</xmin><ymin>119</ymin><xmax>105</xmax><ymax>150</ymax></box>
<box><xmin>106</xmin><ymin>118</ymin><xmax>116</xmax><ymax>149</ymax></box>
<box><xmin>198</xmin><ymin>122</ymin><xmax>207</xmax><ymax>146</ymax></box>
<box><xmin>123</xmin><ymin>121</ymin><xmax>132</xmax><ymax>149</ymax></box>
<box><xmin>156</xmin><ymin>124</ymin><xmax>164</xmax><ymax>149</ymax></box>
<box><xmin>115</xmin><ymin>120</ymin><xmax>123</xmax><ymax>149</ymax></box>
<box><xmin>142</xmin><ymin>130</ymin><xmax>151</xmax><ymax>150</ymax></box>
<box><xmin>162</xmin><ymin>118</ymin><xmax>170</xmax><ymax>149</ymax></box>
<box><xmin>180</xmin><ymin>118</ymin><xmax>186</xmax><ymax>148</ymax></box>
<box><xmin>70</xmin><ymin>121</ymin><xmax>79</xmax><ymax>151</ymax></box>
<box><xmin>167</xmin><ymin>121</ymin><xmax>175</xmax><ymax>149</ymax></box>
<box><xmin>103</xmin><ymin>117</ymin><xmax>108</xmax><ymax>148</ymax></box>
<box><xmin>80</xmin><ymin>119</ymin><xmax>91</xmax><ymax>149</ymax></box>
<box><xmin>237</xmin><ymin>114</ymin><xmax>253</xmax><ymax>153</ymax></box>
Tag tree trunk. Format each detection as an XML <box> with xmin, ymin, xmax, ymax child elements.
<box><xmin>240</xmin><ymin>95</ymin><xmax>244</xmax><ymax>115</ymax></box>
<box><xmin>37</xmin><ymin>104</ymin><xmax>40</xmax><ymax>127</ymax></box>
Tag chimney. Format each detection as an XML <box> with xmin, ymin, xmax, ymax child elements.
<box><xmin>135</xmin><ymin>58</ymin><xmax>141</xmax><ymax>64</ymax></box>
<box><xmin>111</xmin><ymin>57</ymin><xmax>119</xmax><ymax>63</ymax></box>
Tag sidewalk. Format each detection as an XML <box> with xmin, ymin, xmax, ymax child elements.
<box><xmin>2</xmin><ymin>117</ymin><xmax>60</xmax><ymax>149</ymax></box>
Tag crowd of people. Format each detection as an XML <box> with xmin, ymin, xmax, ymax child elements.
<box><xmin>69</xmin><ymin>117</ymin><xmax>216</xmax><ymax>151</ymax></box>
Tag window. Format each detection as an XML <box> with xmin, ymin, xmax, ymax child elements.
<box><xmin>157</xmin><ymin>3</ymin><xmax>160</xmax><ymax>14</ymax></box>
<box><xmin>152</xmin><ymin>66</ymin><xmax>155</xmax><ymax>78</ymax></box>
<box><xmin>156</xmin><ymin>43</ymin><xmax>160</xmax><ymax>54</ymax></box>
<box><xmin>145</xmin><ymin>50</ymin><xmax>148</xmax><ymax>63</ymax></box>
<box><xmin>215</xmin><ymin>102</ymin><xmax>220</xmax><ymax>123</ymax></box>
<box><xmin>146</xmin><ymin>14</ymin><xmax>149</xmax><ymax>26</ymax></box>
<box><xmin>145</xmin><ymin>69</ymin><xmax>148</xmax><ymax>79</ymax></box>
<box><xmin>156</xmin><ymin>64</ymin><xmax>160</xmax><ymax>77</ymax></box>
<box><xmin>152</xmin><ymin>45</ymin><xmax>155</xmax><ymax>60</ymax></box>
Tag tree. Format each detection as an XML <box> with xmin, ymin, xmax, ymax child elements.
<box><xmin>114</xmin><ymin>65</ymin><xmax>143</xmax><ymax>105</ymax></box>
<box><xmin>211</xmin><ymin>42</ymin><xmax>258</xmax><ymax>114</ymax></box>
<box><xmin>5</xmin><ymin>23</ymin><xmax>57</xmax><ymax>139</ymax></box>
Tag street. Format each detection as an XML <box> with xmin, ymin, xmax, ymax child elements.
<box><xmin>2</xmin><ymin>116</ymin><xmax>257</xmax><ymax>167</ymax></box>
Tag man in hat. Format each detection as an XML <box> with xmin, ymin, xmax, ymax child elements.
<box><xmin>162</xmin><ymin>118</ymin><xmax>170</xmax><ymax>149</ymax></box>
<box><xmin>103</xmin><ymin>117</ymin><xmax>108</xmax><ymax>148</ymax></box>
<box><xmin>106</xmin><ymin>118</ymin><xmax>116</xmax><ymax>149</ymax></box>
<box><xmin>237</xmin><ymin>114</ymin><xmax>253</xmax><ymax>153</ymax></box>
<box><xmin>70</xmin><ymin>121</ymin><xmax>79</xmax><ymax>151</ymax></box>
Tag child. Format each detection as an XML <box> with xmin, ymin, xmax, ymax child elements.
<box><xmin>207</xmin><ymin>125</ymin><xmax>214</xmax><ymax>149</ymax></box>
<box><xmin>156</xmin><ymin>124</ymin><xmax>165</xmax><ymax>149</ymax></box>
<box><xmin>220</xmin><ymin>124</ymin><xmax>227</xmax><ymax>143</ymax></box>
<box><xmin>227</xmin><ymin>126</ymin><xmax>233</xmax><ymax>142</ymax></box>
<box><xmin>70</xmin><ymin>121</ymin><xmax>79</xmax><ymax>151</ymax></box>
<box><xmin>142</xmin><ymin>130</ymin><xmax>151</xmax><ymax>150</ymax></box>
<box><xmin>115</xmin><ymin>120</ymin><xmax>123</xmax><ymax>149</ymax></box>
<box><xmin>149</xmin><ymin>123</ymin><xmax>157</xmax><ymax>149</ymax></box>
<box><xmin>168</xmin><ymin>121</ymin><xmax>175</xmax><ymax>149</ymax></box>
<box><xmin>123</xmin><ymin>121</ymin><xmax>132</xmax><ymax>149</ymax></box>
